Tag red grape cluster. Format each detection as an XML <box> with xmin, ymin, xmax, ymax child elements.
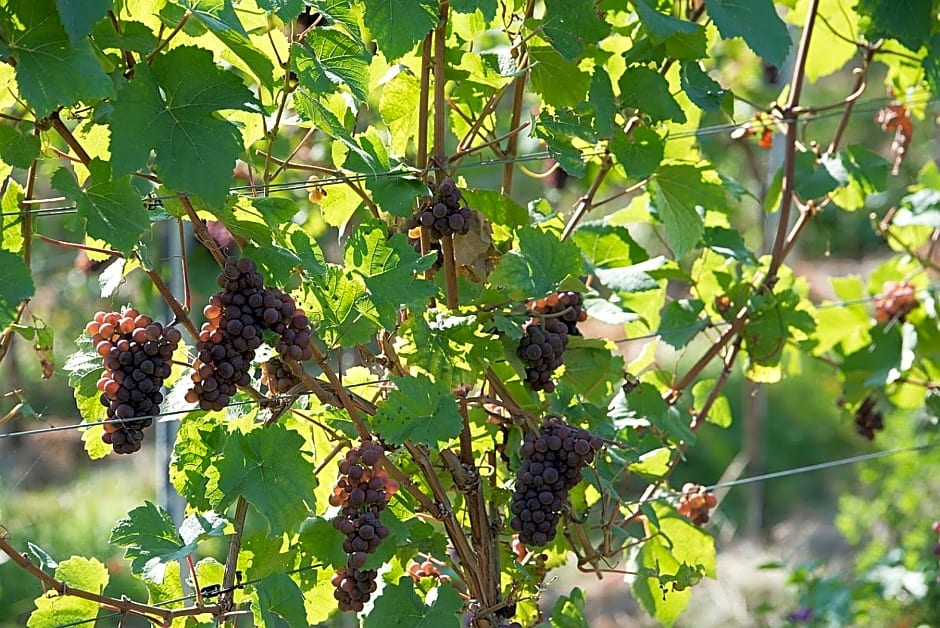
<box><xmin>875</xmin><ymin>280</ymin><xmax>918</xmax><ymax>324</ymax></box>
<box><xmin>407</xmin><ymin>558</ymin><xmax>450</xmax><ymax>583</ymax></box>
<box><xmin>406</xmin><ymin>178</ymin><xmax>472</xmax><ymax>240</ymax></box>
<box><xmin>854</xmin><ymin>396</ymin><xmax>884</xmax><ymax>440</ymax></box>
<box><xmin>677</xmin><ymin>483</ymin><xmax>717</xmax><ymax>525</ymax></box>
<box><xmin>261</xmin><ymin>357</ymin><xmax>301</xmax><ymax>395</ymax></box>
<box><xmin>516</xmin><ymin>292</ymin><xmax>587</xmax><ymax>393</ymax></box>
<box><xmin>186</xmin><ymin>257</ymin><xmax>313</xmax><ymax>411</ymax></box>
<box><xmin>330</xmin><ymin>441</ymin><xmax>399</xmax><ymax>612</ymax></box>
<box><xmin>87</xmin><ymin>308</ymin><xmax>181</xmax><ymax>454</ymax></box>
<box><xmin>509</xmin><ymin>420</ymin><xmax>602</xmax><ymax>546</ymax></box>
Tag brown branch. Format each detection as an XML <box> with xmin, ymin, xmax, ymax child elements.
<box><xmin>178</xmin><ymin>195</ymin><xmax>227</xmax><ymax>267</ymax></box>
<box><xmin>561</xmin><ymin>153</ymin><xmax>614</xmax><ymax>241</ymax></box>
<box><xmin>143</xmin><ymin>267</ymin><xmax>199</xmax><ymax>339</ymax></box>
<box><xmin>441</xmin><ymin>235</ymin><xmax>459</xmax><ymax>308</ymax></box>
<box><xmin>826</xmin><ymin>46</ymin><xmax>877</xmax><ymax>155</ymax></box>
<box><xmin>766</xmin><ymin>0</ymin><xmax>820</xmax><ymax>282</ymax></box>
<box><xmin>34</xmin><ymin>233</ymin><xmax>122</xmax><ymax>258</ymax></box>
<box><xmin>500</xmin><ymin>1</ymin><xmax>534</xmax><ymax>195</ymax></box>
<box><xmin>432</xmin><ymin>0</ymin><xmax>450</xmax><ymax>178</ymax></box>
<box><xmin>107</xmin><ymin>10</ymin><xmax>137</xmax><ymax>71</ymax></box>
<box><xmin>146</xmin><ymin>10</ymin><xmax>191</xmax><ymax>64</ymax></box>
<box><xmin>218</xmin><ymin>496</ymin><xmax>249</xmax><ymax>615</ymax></box>
<box><xmin>50</xmin><ymin>112</ymin><xmax>91</xmax><ymax>165</ymax></box>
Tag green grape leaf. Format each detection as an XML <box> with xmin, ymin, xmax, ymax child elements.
<box><xmin>619</xmin><ymin>67</ymin><xmax>686</xmax><ymax>124</ymax></box>
<box><xmin>298</xmin><ymin>517</ymin><xmax>349</xmax><ymax>569</ymax></box>
<box><xmin>632</xmin><ymin>504</ymin><xmax>715</xmax><ymax>626</ymax></box>
<box><xmin>658</xmin><ymin>299</ymin><xmax>707</xmax><ymax>349</ymax></box>
<box><xmin>344</xmin><ymin>224</ymin><xmax>437</xmax><ymax>327</ymax></box>
<box><xmin>561</xmin><ymin>338</ymin><xmax>625</xmax><ymax>404</ymax></box>
<box><xmin>529</xmin><ymin>46</ymin><xmax>593</xmax><ymax>109</ymax></box>
<box><xmin>702</xmin><ymin>226</ymin><xmax>757</xmax><ymax>263</ymax></box>
<box><xmin>361</xmin><ymin>0</ymin><xmax>437</xmax><ymax>62</ymax></box>
<box><xmin>380</xmin><ymin>69</ymin><xmax>423</xmax><ymax>156</ymax></box>
<box><xmin>0</xmin><ymin>248</ymin><xmax>34</xmax><ymax>330</ymax></box>
<box><xmin>90</xmin><ymin>19</ymin><xmax>158</xmax><ymax>53</ymax></box>
<box><xmin>373</xmin><ymin>373</ymin><xmax>462</xmax><ymax>446</ymax></box>
<box><xmin>827</xmin><ymin>145</ymin><xmax>890</xmax><ymax>212</ymax></box>
<box><xmin>292</xmin><ymin>27</ymin><xmax>370</xmax><ymax>103</ymax></box>
<box><xmin>363</xmin><ymin>578</ymin><xmax>463</xmax><ymax>628</ymax></box>
<box><xmin>628</xmin><ymin>447</ymin><xmax>672</xmax><ymax>479</ymax></box>
<box><xmin>144</xmin><ymin>560</ymin><xmax>184</xmax><ymax>607</ymax></box>
<box><xmin>894</xmin><ymin>189</ymin><xmax>940</xmax><ymax>228</ymax></box>
<box><xmin>542</xmin><ymin>0</ymin><xmax>610</xmax><ymax>60</ymax></box>
<box><xmin>187</xmin><ymin>3</ymin><xmax>275</xmax><ymax>88</ymax></box>
<box><xmin>704</xmin><ymin>0</ymin><xmax>791</xmax><ymax>67</ymax></box>
<box><xmin>856</xmin><ymin>0</ymin><xmax>934</xmax><ymax>51</ymax></box>
<box><xmin>56</xmin><ymin>0</ymin><xmax>112</xmax><ymax>44</ymax></box>
<box><xmin>253</xmin><ymin>573</ymin><xmax>308</xmax><ymax>628</ymax></box>
<box><xmin>573</xmin><ymin>222</ymin><xmax>649</xmax><ymax>269</ymax></box>
<box><xmin>609</xmin><ymin>126</ymin><xmax>664</xmax><ymax>182</ymax></box>
<box><xmin>452</xmin><ymin>0</ymin><xmax>497</xmax><ymax>21</ymax></box>
<box><xmin>1</xmin><ymin>179</ymin><xmax>25</xmax><ymax>254</ymax></box>
<box><xmin>531</xmin><ymin>107</ymin><xmax>596</xmax><ymax>177</ymax></box>
<box><xmin>593</xmin><ymin>256</ymin><xmax>666</xmax><ymax>294</ymax></box>
<box><xmin>310</xmin><ymin>264</ymin><xmax>382</xmax><ymax>347</ymax></box>
<box><xmin>0</xmin><ymin>0</ymin><xmax>115</xmax><ymax>118</ymax></box>
<box><xmin>489</xmin><ymin>227</ymin><xmax>584</xmax><ymax>299</ymax></box>
<box><xmin>680</xmin><ymin>61</ymin><xmax>732</xmax><ymax>114</ymax></box>
<box><xmin>170</xmin><ymin>412</ymin><xmax>226</xmax><ymax>511</ymax></box>
<box><xmin>692</xmin><ymin>379</ymin><xmax>732</xmax><ymax>427</ymax></box>
<box><xmin>257</xmin><ymin>0</ymin><xmax>304</xmax><ymax>22</ymax></box>
<box><xmin>0</xmin><ymin>123</ymin><xmax>40</xmax><ymax>168</ymax></box>
<box><xmin>52</xmin><ymin>160</ymin><xmax>148</xmax><ymax>254</ymax></box>
<box><xmin>793</xmin><ymin>152</ymin><xmax>840</xmax><ymax>200</ymax></box>
<box><xmin>634</xmin><ymin>0</ymin><xmax>707</xmax><ymax>60</ymax></box>
<box><xmin>398</xmin><ymin>313</ymin><xmax>502</xmax><ymax>389</ymax></box>
<box><xmin>27</xmin><ymin>557</ymin><xmax>109</xmax><ymax>628</ymax></box>
<box><xmin>651</xmin><ymin>165</ymin><xmax>725</xmax><ymax>258</ymax></box>
<box><xmin>589</xmin><ymin>70</ymin><xmax>617</xmax><ymax>137</ymax></box>
<box><xmin>109</xmin><ymin>46</ymin><xmax>261</xmax><ymax>207</ymax></box>
<box><xmin>216</xmin><ymin>424</ymin><xmax>318</xmax><ymax>536</ymax></box>
<box><xmin>461</xmin><ymin>189</ymin><xmax>528</xmax><ymax>227</ymax></box>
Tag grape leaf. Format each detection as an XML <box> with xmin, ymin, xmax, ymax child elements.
<box><xmin>309</xmin><ymin>264</ymin><xmax>382</xmax><ymax>347</ymax></box>
<box><xmin>692</xmin><ymin>379</ymin><xmax>732</xmax><ymax>427</ymax></box>
<box><xmin>27</xmin><ymin>557</ymin><xmax>109</xmax><ymax>628</ymax></box>
<box><xmin>618</xmin><ymin>66</ymin><xmax>686</xmax><ymax>124</ymax></box>
<box><xmin>651</xmin><ymin>165</ymin><xmax>726</xmax><ymax>258</ymax></box>
<box><xmin>90</xmin><ymin>18</ymin><xmax>158</xmax><ymax>53</ymax></box>
<box><xmin>452</xmin><ymin>0</ymin><xmax>497</xmax><ymax>21</ymax></box>
<box><xmin>380</xmin><ymin>69</ymin><xmax>423</xmax><ymax>156</ymax></box>
<box><xmin>344</xmin><ymin>224</ymin><xmax>437</xmax><ymax>327</ymax></box>
<box><xmin>703</xmin><ymin>0</ymin><xmax>791</xmax><ymax>67</ymax></box>
<box><xmin>461</xmin><ymin>189</ymin><xmax>528</xmax><ymax>228</ymax></box>
<box><xmin>572</xmin><ymin>222</ymin><xmax>649</xmax><ymax>269</ymax></box>
<box><xmin>856</xmin><ymin>0</ymin><xmax>934</xmax><ymax>51</ymax></box>
<box><xmin>793</xmin><ymin>152</ymin><xmax>840</xmax><ymax>200</ymax></box>
<box><xmin>0</xmin><ymin>123</ymin><xmax>40</xmax><ymax>168</ymax></box>
<box><xmin>529</xmin><ymin>46</ymin><xmax>592</xmax><ymax>109</ymax></box>
<box><xmin>372</xmin><ymin>373</ymin><xmax>462</xmax><ymax>446</ymax></box>
<box><xmin>56</xmin><ymin>0</ymin><xmax>112</xmax><ymax>44</ymax></box>
<box><xmin>531</xmin><ymin>107</ymin><xmax>596</xmax><ymax>177</ymax></box>
<box><xmin>680</xmin><ymin>61</ymin><xmax>732</xmax><ymax>114</ymax></box>
<box><xmin>187</xmin><ymin>2</ymin><xmax>276</xmax><ymax>88</ymax></box>
<box><xmin>609</xmin><ymin>126</ymin><xmax>664</xmax><ymax>181</ymax></box>
<box><xmin>634</xmin><ymin>0</ymin><xmax>707</xmax><ymax>60</ymax></box>
<box><xmin>489</xmin><ymin>227</ymin><xmax>584</xmax><ymax>299</ymax></box>
<box><xmin>292</xmin><ymin>27</ymin><xmax>370</xmax><ymax>103</ymax></box>
<box><xmin>657</xmin><ymin>300</ymin><xmax>707</xmax><ymax>349</ymax></box>
<box><xmin>216</xmin><ymin>424</ymin><xmax>318</xmax><ymax>536</ymax></box>
<box><xmin>52</xmin><ymin>160</ymin><xmax>148</xmax><ymax>254</ymax></box>
<box><xmin>547</xmin><ymin>587</ymin><xmax>589</xmax><ymax>628</ymax></box>
<box><xmin>109</xmin><ymin>46</ymin><xmax>261</xmax><ymax>207</ymax></box>
<box><xmin>253</xmin><ymin>573</ymin><xmax>308</xmax><ymax>628</ymax></box>
<box><xmin>298</xmin><ymin>517</ymin><xmax>349</xmax><ymax>569</ymax></box>
<box><xmin>363</xmin><ymin>578</ymin><xmax>462</xmax><ymax>628</ymax></box>
<box><xmin>0</xmin><ymin>248</ymin><xmax>33</xmax><ymax>330</ymax></box>
<box><xmin>361</xmin><ymin>0</ymin><xmax>437</xmax><ymax>62</ymax></box>
<box><xmin>1</xmin><ymin>179</ymin><xmax>25</xmax><ymax>254</ymax></box>
<box><xmin>0</xmin><ymin>0</ymin><xmax>115</xmax><ymax>118</ymax></box>
<box><xmin>542</xmin><ymin>0</ymin><xmax>609</xmax><ymax>60</ymax></box>
<box><xmin>257</xmin><ymin>0</ymin><xmax>304</xmax><ymax>22</ymax></box>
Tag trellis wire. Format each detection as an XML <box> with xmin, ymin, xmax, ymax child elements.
<box><xmin>1</xmin><ymin>92</ymin><xmax>935</xmax><ymax>220</ymax></box>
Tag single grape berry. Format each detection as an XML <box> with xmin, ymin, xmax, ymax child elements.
<box><xmin>88</xmin><ymin>308</ymin><xmax>179</xmax><ymax>455</ymax></box>
<box><xmin>508</xmin><ymin>419</ymin><xmax>602</xmax><ymax>546</ymax></box>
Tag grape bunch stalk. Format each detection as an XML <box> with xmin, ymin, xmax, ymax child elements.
<box><xmin>330</xmin><ymin>440</ymin><xmax>399</xmax><ymax>613</ymax></box>
<box><xmin>509</xmin><ymin>419</ymin><xmax>603</xmax><ymax>546</ymax></box>
<box><xmin>87</xmin><ymin>308</ymin><xmax>181</xmax><ymax>454</ymax></box>
<box><xmin>186</xmin><ymin>257</ymin><xmax>313</xmax><ymax>411</ymax></box>
<box><xmin>405</xmin><ymin>177</ymin><xmax>473</xmax><ymax>241</ymax></box>
<box><xmin>516</xmin><ymin>291</ymin><xmax>587</xmax><ymax>393</ymax></box>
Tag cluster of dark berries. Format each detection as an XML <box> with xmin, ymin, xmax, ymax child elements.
<box><xmin>930</xmin><ymin>521</ymin><xmax>940</xmax><ymax>557</ymax></box>
<box><xmin>406</xmin><ymin>178</ymin><xmax>473</xmax><ymax>240</ymax></box>
<box><xmin>88</xmin><ymin>308</ymin><xmax>181</xmax><ymax>454</ymax></box>
<box><xmin>261</xmin><ymin>357</ymin><xmax>301</xmax><ymax>395</ymax></box>
<box><xmin>509</xmin><ymin>420</ymin><xmax>603</xmax><ymax>546</ymax></box>
<box><xmin>854</xmin><ymin>396</ymin><xmax>884</xmax><ymax>440</ymax></box>
<box><xmin>185</xmin><ymin>258</ymin><xmax>312</xmax><ymax>411</ymax></box>
<box><xmin>330</xmin><ymin>441</ymin><xmax>399</xmax><ymax>613</ymax></box>
<box><xmin>875</xmin><ymin>280</ymin><xmax>918</xmax><ymax>324</ymax></box>
<box><xmin>407</xmin><ymin>558</ymin><xmax>450</xmax><ymax>583</ymax></box>
<box><xmin>677</xmin><ymin>482</ymin><xmax>718</xmax><ymax>525</ymax></box>
<box><xmin>516</xmin><ymin>292</ymin><xmax>587</xmax><ymax>393</ymax></box>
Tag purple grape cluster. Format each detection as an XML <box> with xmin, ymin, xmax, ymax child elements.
<box><xmin>186</xmin><ymin>258</ymin><xmax>312</xmax><ymax>411</ymax></box>
<box><xmin>406</xmin><ymin>178</ymin><xmax>473</xmax><ymax>240</ymax></box>
<box><xmin>509</xmin><ymin>420</ymin><xmax>603</xmax><ymax>546</ymax></box>
<box><xmin>88</xmin><ymin>309</ymin><xmax>181</xmax><ymax>454</ymax></box>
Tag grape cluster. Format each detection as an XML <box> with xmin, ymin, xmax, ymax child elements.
<box><xmin>875</xmin><ymin>280</ymin><xmax>918</xmax><ymax>324</ymax></box>
<box><xmin>186</xmin><ymin>258</ymin><xmax>313</xmax><ymax>411</ymax></box>
<box><xmin>854</xmin><ymin>395</ymin><xmax>884</xmax><ymax>440</ymax></box>
<box><xmin>87</xmin><ymin>309</ymin><xmax>181</xmax><ymax>454</ymax></box>
<box><xmin>509</xmin><ymin>420</ymin><xmax>603</xmax><ymax>546</ymax></box>
<box><xmin>407</xmin><ymin>558</ymin><xmax>450</xmax><ymax>583</ymax></box>
<box><xmin>330</xmin><ymin>441</ymin><xmax>399</xmax><ymax>612</ymax></box>
<box><xmin>406</xmin><ymin>178</ymin><xmax>472</xmax><ymax>240</ymax></box>
<box><xmin>677</xmin><ymin>482</ymin><xmax>717</xmax><ymax>525</ymax></box>
<box><xmin>529</xmin><ymin>291</ymin><xmax>587</xmax><ymax>337</ymax></box>
<box><xmin>261</xmin><ymin>357</ymin><xmax>301</xmax><ymax>395</ymax></box>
